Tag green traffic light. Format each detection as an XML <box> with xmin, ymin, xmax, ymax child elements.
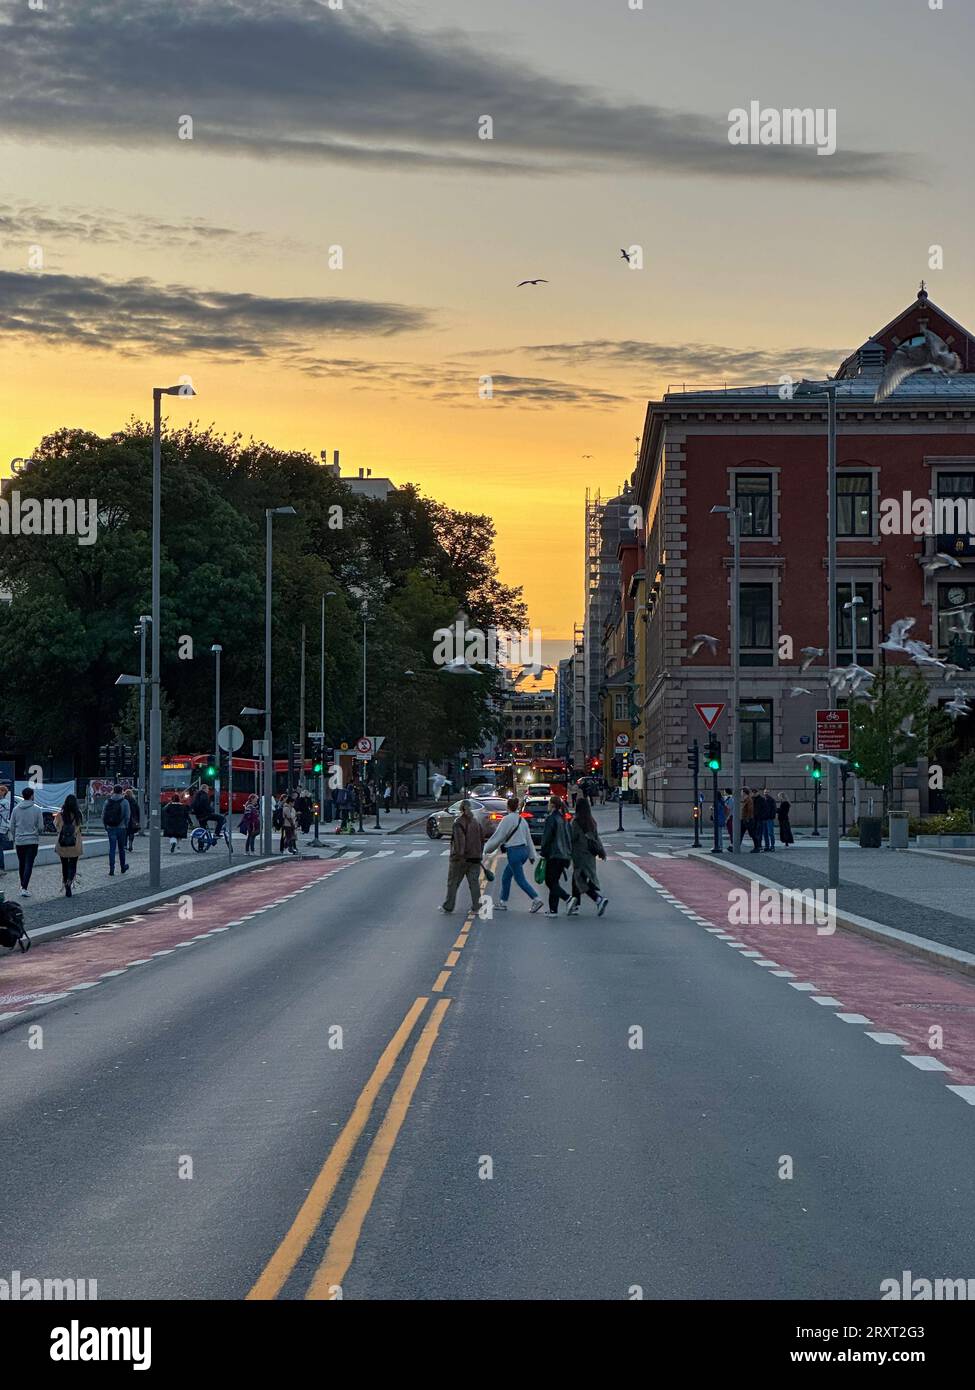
<box><xmin>707</xmin><ymin>757</ymin><xmax>720</xmax><ymax>771</ymax></box>
<box><xmin>207</xmin><ymin>765</ymin><xmax>216</xmax><ymax>777</ymax></box>
<box><xmin>313</xmin><ymin>762</ymin><xmax>323</xmax><ymax>774</ymax></box>
<box><xmin>811</xmin><ymin>768</ymin><xmax>821</xmax><ymax>780</ymax></box>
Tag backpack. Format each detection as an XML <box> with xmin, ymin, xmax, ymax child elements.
<box><xmin>58</xmin><ymin>818</ymin><xmax>77</xmax><ymax>849</ymax></box>
<box><xmin>272</xmin><ymin>804</ymin><xmax>284</xmax><ymax>830</ymax></box>
<box><xmin>103</xmin><ymin>798</ymin><xmax>123</xmax><ymax>828</ymax></box>
<box><xmin>0</xmin><ymin>900</ymin><xmax>31</xmax><ymax>953</ymax></box>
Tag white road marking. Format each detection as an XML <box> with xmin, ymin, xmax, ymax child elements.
<box><xmin>372</xmin><ymin>850</ymin><xmax>396</xmax><ymax>857</ymax></box>
<box><xmin>810</xmin><ymin>996</ymin><xmax>843</xmax><ymax>1007</ymax></box>
<box><xmin>902</xmin><ymin>1055</ymin><xmax>951</xmax><ymax>1071</ymax></box>
<box><xmin>68</xmin><ymin>982</ymin><xmax>99</xmax><ymax>991</ymax></box>
<box><xmin>865</xmin><ymin>1032</ymin><xmax>908</xmax><ymax>1046</ymax></box>
<box><xmin>789</xmin><ymin>982</ymin><xmax>818</xmax><ymax>992</ymax></box>
<box><xmin>100</xmin><ymin>969</ymin><xmax>127</xmax><ymax>977</ymax></box>
<box><xmin>753</xmin><ymin>959</ymin><xmax>779</xmax><ymax>967</ymax></box>
<box><xmin>770</xmin><ymin>970</ymin><xmax>795</xmax><ymax>978</ymax></box>
<box><xmin>947</xmin><ymin>1086</ymin><xmax>975</xmax><ymax>1104</ymax></box>
<box><xmin>649</xmin><ymin>853</ymin><xmax>672</xmax><ymax>859</ymax></box>
<box><xmin>404</xmin><ymin>850</ymin><xmax>429</xmax><ymax>858</ymax></box>
<box><xmin>835</xmin><ymin>1013</ymin><xmax>872</xmax><ymax>1024</ymax></box>
<box><xmin>739</xmin><ymin>950</ymin><xmax>763</xmax><ymax>958</ymax></box>
<box><xmin>618</xmin><ymin>859</ymin><xmax>669</xmax><ymax>892</ymax></box>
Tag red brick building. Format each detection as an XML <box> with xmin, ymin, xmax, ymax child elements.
<box><xmin>633</xmin><ymin>287</ymin><xmax>975</xmax><ymax>826</ymax></box>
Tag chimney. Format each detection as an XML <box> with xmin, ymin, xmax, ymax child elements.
<box><xmin>358</xmin><ymin>467</ymin><xmax>365</xmax><ymax>478</ymax></box>
<box><xmin>333</xmin><ymin>450</ymin><xmax>339</xmax><ymax>468</ymax></box>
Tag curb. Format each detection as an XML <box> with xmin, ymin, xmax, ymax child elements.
<box><xmin>686</xmin><ymin>849</ymin><xmax>975</xmax><ymax>980</ymax></box>
<box><xmin>10</xmin><ymin>854</ymin><xmax>317</xmax><ymax>948</ymax></box>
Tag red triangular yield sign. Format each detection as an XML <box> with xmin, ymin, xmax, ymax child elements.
<box><xmin>694</xmin><ymin>702</ymin><xmax>724</xmax><ymax>731</ymax></box>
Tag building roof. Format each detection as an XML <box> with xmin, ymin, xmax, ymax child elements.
<box><xmin>659</xmin><ymin>286</ymin><xmax>975</xmax><ymax>406</ymax></box>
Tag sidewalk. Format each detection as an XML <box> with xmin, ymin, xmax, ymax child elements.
<box><xmin>688</xmin><ymin>842</ymin><xmax>975</xmax><ymax>957</ymax></box>
<box><xmin>0</xmin><ymin>833</ymin><xmax>331</xmax><ymax>939</ymax></box>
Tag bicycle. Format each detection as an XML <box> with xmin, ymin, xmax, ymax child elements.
<box><xmin>190</xmin><ymin>819</ymin><xmax>232</xmax><ymax>855</ymax></box>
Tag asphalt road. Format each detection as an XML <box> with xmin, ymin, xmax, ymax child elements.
<box><xmin>3</xmin><ymin>838</ymin><xmax>975</xmax><ymax>1301</ymax></box>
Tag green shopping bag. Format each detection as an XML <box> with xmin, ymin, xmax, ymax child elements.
<box><xmin>534</xmin><ymin>856</ymin><xmax>546</xmax><ymax>885</ymax></box>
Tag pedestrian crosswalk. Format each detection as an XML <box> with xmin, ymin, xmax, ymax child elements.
<box><xmin>327</xmin><ymin>845</ymin><xmax>676</xmax><ymax>862</ymax></box>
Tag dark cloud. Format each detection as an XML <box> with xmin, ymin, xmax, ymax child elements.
<box><xmin>0</xmin><ymin>202</ymin><xmax>262</xmax><ymax>251</ymax></box>
<box><xmin>0</xmin><ymin>0</ymin><xmax>904</xmax><ymax>182</ymax></box>
<box><xmin>296</xmin><ymin>357</ymin><xmax>627</xmax><ymax>408</ymax></box>
<box><xmin>484</xmin><ymin>338</ymin><xmax>848</xmax><ymax>383</ymax></box>
<box><xmin>0</xmin><ymin>270</ymin><xmax>430</xmax><ymax>356</ymax></box>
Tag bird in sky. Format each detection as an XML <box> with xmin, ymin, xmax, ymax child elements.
<box><xmin>874</xmin><ymin>329</ymin><xmax>962</xmax><ymax>403</ymax></box>
<box><xmin>620</xmin><ymin>248</ymin><xmax>631</xmax><ymax>263</ymax></box>
<box><xmin>794</xmin><ymin>752</ymin><xmax>849</xmax><ymax>766</ymax></box>
<box><xmin>898</xmin><ymin>714</ymin><xmax>917</xmax><ymax>739</ymax></box>
<box><xmin>881</xmin><ymin>617</ymin><xmax>916</xmax><ymax>652</ymax></box>
<box><xmin>517</xmin><ymin>279</ymin><xmax>548</xmax><ymax>287</ymax></box>
<box><xmin>799</xmin><ymin>645</ymin><xmax>825</xmax><ymax>671</ymax></box>
<box><xmin>923</xmin><ymin>552</ymin><xmax>963</xmax><ymax>573</ymax></box>
<box><xmin>690</xmin><ymin>633</ymin><xmax>720</xmax><ymax>656</ymax></box>
<box><xmin>787</xmin><ymin>687</ymin><xmax>812</xmax><ymax>697</ymax></box>
<box><xmin>945</xmin><ymin>695</ymin><xmax>973</xmax><ymax>720</ymax></box>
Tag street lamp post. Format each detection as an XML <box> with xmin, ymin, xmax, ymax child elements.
<box><xmin>211</xmin><ymin>644</ymin><xmax>222</xmax><ymax>817</ymax></box>
<box><xmin>135</xmin><ymin>615</ymin><xmax>150</xmax><ymax>819</ymax></box>
<box><xmin>263</xmin><ymin>507</ymin><xmax>297</xmax><ymax>856</ymax></box>
<box><xmin>796</xmin><ymin>380</ymin><xmax>840</xmax><ymax>891</ymax></box>
<box><xmin>315</xmin><ymin>590</ymin><xmax>338</xmax><ymax>842</ymax></box>
<box><xmin>149</xmin><ymin>384</ymin><xmax>195</xmax><ymax>888</ymax></box>
<box><xmin>711</xmin><ymin>504</ymin><xmax>742</xmax><ymax>852</ymax></box>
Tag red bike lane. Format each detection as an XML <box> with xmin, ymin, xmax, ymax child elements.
<box><xmin>0</xmin><ymin>859</ymin><xmax>350</xmax><ymax>1026</ymax></box>
<box><xmin>623</xmin><ymin>854</ymin><xmax>975</xmax><ymax>1098</ymax></box>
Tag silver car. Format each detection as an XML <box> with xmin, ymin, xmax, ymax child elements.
<box><xmin>426</xmin><ymin>796</ymin><xmax>508</xmax><ymax>840</ymax></box>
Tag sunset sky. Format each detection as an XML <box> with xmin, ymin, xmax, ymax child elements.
<box><xmin>2</xmin><ymin>0</ymin><xmax>973</xmax><ymax>652</ymax></box>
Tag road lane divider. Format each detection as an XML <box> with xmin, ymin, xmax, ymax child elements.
<box><xmin>432</xmin><ymin>970</ymin><xmax>451</xmax><ymax>993</ymax></box>
<box><xmin>246</xmin><ymin>995</ymin><xmax>429</xmax><ymax>1301</ymax></box>
<box><xmin>305</xmin><ymin>998</ymin><xmax>452</xmax><ymax>1299</ymax></box>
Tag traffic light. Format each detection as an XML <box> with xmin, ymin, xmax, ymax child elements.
<box><xmin>206</xmin><ymin>755</ymin><xmax>217</xmax><ymax>779</ymax></box>
<box><xmin>687</xmin><ymin>743</ymin><xmax>700</xmax><ymax>775</ymax></box>
<box><xmin>99</xmin><ymin>744</ymin><xmax>110</xmax><ymax>774</ymax></box>
<box><xmin>810</xmin><ymin>759</ymin><xmax>822</xmax><ymax>781</ymax></box>
<box><xmin>706</xmin><ymin>738</ymin><xmax>721</xmax><ymax>771</ymax></box>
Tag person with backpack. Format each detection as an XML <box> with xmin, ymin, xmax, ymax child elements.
<box><xmin>124</xmin><ymin>788</ymin><xmax>141</xmax><ymax>852</ymax></box>
<box><xmin>55</xmin><ymin>793</ymin><xmax>84</xmax><ymax>898</ymax></box>
<box><xmin>539</xmin><ymin>795</ymin><xmax>573</xmax><ymax>917</ymax></box>
<box><xmin>396</xmin><ymin>782</ymin><xmax>410</xmax><ymax>813</ymax></box>
<box><xmin>483</xmin><ymin>794</ymin><xmax>542</xmax><ymax>913</ymax></box>
<box><xmin>567</xmin><ymin>797</ymin><xmax>608</xmax><ymax>916</ymax></box>
<box><xmin>10</xmin><ymin>786</ymin><xmax>46</xmax><ymax>897</ymax></box>
<box><xmin>240</xmin><ymin>794</ymin><xmax>261</xmax><ymax>853</ymax></box>
<box><xmin>102</xmin><ymin>784</ymin><xmax>131</xmax><ymax>875</ymax></box>
<box><xmin>440</xmin><ymin>800</ymin><xmax>488</xmax><ymax>914</ymax></box>
<box><xmin>162</xmin><ymin>792</ymin><xmax>190</xmax><ymax>853</ymax></box>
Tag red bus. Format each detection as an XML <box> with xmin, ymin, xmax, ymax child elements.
<box><xmin>529</xmin><ymin>758</ymin><xmax>568</xmax><ymax>798</ymax></box>
<box><xmin>161</xmin><ymin>754</ymin><xmax>318</xmax><ymax>814</ymax></box>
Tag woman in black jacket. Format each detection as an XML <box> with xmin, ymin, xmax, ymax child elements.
<box><xmin>777</xmin><ymin>795</ymin><xmax>795</xmax><ymax>847</ymax></box>
<box><xmin>162</xmin><ymin>793</ymin><xmax>190</xmax><ymax>853</ymax></box>
<box><xmin>539</xmin><ymin>796</ymin><xmax>572</xmax><ymax>917</ymax></box>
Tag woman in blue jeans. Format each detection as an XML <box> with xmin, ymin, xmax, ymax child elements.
<box><xmin>482</xmin><ymin>795</ymin><xmax>544</xmax><ymax>913</ymax></box>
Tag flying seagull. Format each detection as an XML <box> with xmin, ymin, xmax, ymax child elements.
<box><xmin>690</xmin><ymin>633</ymin><xmax>720</xmax><ymax>656</ymax></box>
<box><xmin>794</xmin><ymin>752</ymin><xmax>848</xmax><ymax>767</ymax></box>
<box><xmin>874</xmin><ymin>329</ymin><xmax>962</xmax><ymax>403</ymax></box>
<box><xmin>787</xmin><ymin>687</ymin><xmax>812</xmax><ymax>697</ymax></box>
<box><xmin>517</xmin><ymin>279</ymin><xmax>548</xmax><ymax>287</ymax></box>
<box><xmin>799</xmin><ymin>645</ymin><xmax>825</xmax><ymax>671</ymax></box>
<box><xmin>898</xmin><ymin>714</ymin><xmax>917</xmax><ymax>739</ymax></box>
<box><xmin>620</xmin><ymin>249</ymin><xmax>631</xmax><ymax>263</ymax></box>
<box><xmin>923</xmin><ymin>552</ymin><xmax>963</xmax><ymax>573</ymax></box>
<box><xmin>945</xmin><ymin>694</ymin><xmax>973</xmax><ymax>720</ymax></box>
<box><xmin>881</xmin><ymin>617</ymin><xmax>916</xmax><ymax>653</ymax></box>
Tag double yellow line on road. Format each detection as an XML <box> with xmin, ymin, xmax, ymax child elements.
<box><xmin>248</xmin><ymin>907</ymin><xmax>476</xmax><ymax>1300</ymax></box>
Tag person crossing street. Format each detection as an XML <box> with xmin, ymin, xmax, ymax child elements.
<box><xmin>440</xmin><ymin>799</ymin><xmax>488</xmax><ymax>914</ymax></box>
